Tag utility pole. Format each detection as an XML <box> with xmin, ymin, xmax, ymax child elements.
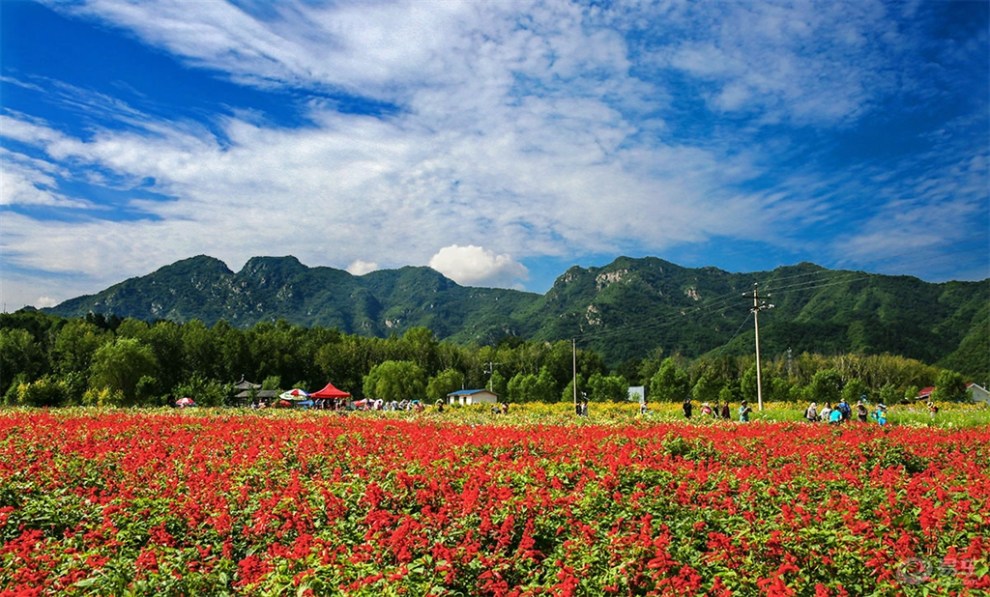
<box><xmin>744</xmin><ymin>283</ymin><xmax>774</xmax><ymax>411</ymax></box>
<box><xmin>572</xmin><ymin>338</ymin><xmax>578</xmax><ymax>409</ymax></box>
<box><xmin>483</xmin><ymin>361</ymin><xmax>500</xmax><ymax>392</ymax></box>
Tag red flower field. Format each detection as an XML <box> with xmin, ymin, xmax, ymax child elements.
<box><xmin>1</xmin><ymin>411</ymin><xmax>988</xmax><ymax>595</ymax></box>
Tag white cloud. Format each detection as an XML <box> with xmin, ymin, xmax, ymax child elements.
<box><xmin>57</xmin><ymin>0</ymin><xmax>472</xmax><ymax>98</ymax></box>
<box><xmin>347</xmin><ymin>260</ymin><xmax>379</xmax><ymax>276</ymax></box>
<box><xmin>658</xmin><ymin>0</ymin><xmax>905</xmax><ymax>125</ymax></box>
<box><xmin>1</xmin><ymin>0</ymin><xmax>984</xmax><ymax>310</ymax></box>
<box><xmin>34</xmin><ymin>296</ymin><xmax>58</xmax><ymax>309</ymax></box>
<box><xmin>429</xmin><ymin>245</ymin><xmax>528</xmax><ymax>288</ymax></box>
<box><xmin>0</xmin><ymin>149</ymin><xmax>86</xmax><ymax>208</ymax></box>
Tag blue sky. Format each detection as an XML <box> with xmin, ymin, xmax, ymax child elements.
<box><xmin>1</xmin><ymin>0</ymin><xmax>987</xmax><ymax>310</ymax></box>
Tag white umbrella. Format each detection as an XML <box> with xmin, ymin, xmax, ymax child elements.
<box><xmin>279</xmin><ymin>389</ymin><xmax>310</xmax><ymax>401</ymax></box>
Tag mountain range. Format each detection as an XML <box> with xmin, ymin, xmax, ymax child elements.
<box><xmin>44</xmin><ymin>255</ymin><xmax>989</xmax><ymax>376</ymax></box>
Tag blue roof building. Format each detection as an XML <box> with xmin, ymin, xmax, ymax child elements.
<box><xmin>446</xmin><ymin>389</ymin><xmax>498</xmax><ymax>405</ymax></box>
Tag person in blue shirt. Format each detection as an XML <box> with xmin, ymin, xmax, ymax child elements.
<box><xmin>837</xmin><ymin>398</ymin><xmax>851</xmax><ymax>422</ymax></box>
<box><xmin>873</xmin><ymin>404</ymin><xmax>888</xmax><ymax>426</ymax></box>
<box><xmin>738</xmin><ymin>401</ymin><xmax>752</xmax><ymax>422</ymax></box>
<box><xmin>829</xmin><ymin>407</ymin><xmax>843</xmax><ymax>425</ymax></box>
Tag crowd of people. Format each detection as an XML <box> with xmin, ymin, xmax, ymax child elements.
<box><xmin>803</xmin><ymin>398</ymin><xmax>891</xmax><ymax>425</ymax></box>
<box><xmin>667</xmin><ymin>396</ymin><xmax>911</xmax><ymax>425</ymax></box>
<box><xmin>674</xmin><ymin>398</ymin><xmax>746</xmax><ymax>421</ymax></box>
<box><xmin>251</xmin><ymin>394</ymin><xmax>944</xmax><ymax>425</ymax></box>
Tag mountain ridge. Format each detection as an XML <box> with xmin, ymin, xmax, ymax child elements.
<box><xmin>44</xmin><ymin>254</ymin><xmax>989</xmax><ymax>377</ymax></box>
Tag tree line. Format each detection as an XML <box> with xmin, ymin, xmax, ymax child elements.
<box><xmin>0</xmin><ymin>310</ymin><xmax>972</xmax><ymax>408</ymax></box>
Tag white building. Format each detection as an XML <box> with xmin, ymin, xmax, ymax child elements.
<box><xmin>967</xmin><ymin>383</ymin><xmax>989</xmax><ymax>404</ymax></box>
<box><xmin>447</xmin><ymin>389</ymin><xmax>498</xmax><ymax>406</ymax></box>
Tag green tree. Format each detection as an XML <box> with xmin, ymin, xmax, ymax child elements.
<box><xmin>135</xmin><ymin>375</ymin><xmax>160</xmax><ymax>405</ymax></box>
<box><xmin>5</xmin><ymin>376</ymin><xmax>67</xmax><ymax>407</ymax></box>
<box><xmin>692</xmin><ymin>371</ymin><xmax>722</xmax><ymax>403</ymax></box>
<box><xmin>212</xmin><ymin>320</ymin><xmax>253</xmax><ymax>383</ymax></box>
<box><xmin>507</xmin><ymin>372</ymin><xmax>535</xmax><ymax>403</ymax></box>
<box><xmin>144</xmin><ymin>320</ymin><xmax>185</xmax><ymax>393</ymax></box>
<box><xmin>114</xmin><ymin>317</ymin><xmax>150</xmax><ymax>340</ymax></box>
<box><xmin>181</xmin><ymin>320</ymin><xmax>219</xmax><ymax>380</ymax></box>
<box><xmin>426</xmin><ymin>368</ymin><xmax>465</xmax><ymax>401</ymax></box>
<box><xmin>52</xmin><ymin>319</ymin><xmax>108</xmax><ymax>375</ymax></box>
<box><xmin>399</xmin><ymin>327</ymin><xmax>440</xmax><ymax>374</ymax></box>
<box><xmin>879</xmin><ymin>383</ymin><xmax>901</xmax><ymax>406</ymax></box>
<box><xmin>809</xmin><ymin>368</ymin><xmax>843</xmax><ymax>406</ymax></box>
<box><xmin>841</xmin><ymin>378</ymin><xmax>869</xmax><ymax>405</ymax></box>
<box><xmin>174</xmin><ymin>373</ymin><xmax>229</xmax><ymax>407</ymax></box>
<box><xmin>739</xmin><ymin>364</ymin><xmax>759</xmax><ymax>403</ymax></box>
<box><xmin>488</xmin><ymin>370</ymin><xmax>508</xmax><ymax>400</ymax></box>
<box><xmin>649</xmin><ymin>357</ymin><xmax>690</xmax><ymax>402</ymax></box>
<box><xmin>561</xmin><ymin>374</ymin><xmax>587</xmax><ymax>405</ymax></box>
<box><xmin>788</xmin><ymin>384</ymin><xmax>809</xmax><ymax>404</ymax></box>
<box><xmin>534</xmin><ymin>367</ymin><xmax>559</xmax><ymax>403</ymax></box>
<box><xmin>0</xmin><ymin>328</ymin><xmax>43</xmax><ymax>395</ymax></box>
<box><xmin>767</xmin><ymin>376</ymin><xmax>792</xmax><ymax>403</ymax></box>
<box><xmin>509</xmin><ymin>368</ymin><xmax>557</xmax><ymax>403</ymax></box>
<box><xmin>89</xmin><ymin>337</ymin><xmax>159</xmax><ymax>405</ymax></box>
<box><xmin>314</xmin><ymin>334</ymin><xmax>370</xmax><ymax>396</ymax></box>
<box><xmin>932</xmin><ymin>370</ymin><xmax>968</xmax><ymax>402</ymax></box>
<box><xmin>363</xmin><ymin>360</ymin><xmax>427</xmax><ymax>402</ymax></box>
<box><xmin>588</xmin><ymin>373</ymin><xmax>629</xmax><ymax>403</ymax></box>
<box><xmin>249</xmin><ymin>321</ymin><xmax>309</xmax><ymax>391</ymax></box>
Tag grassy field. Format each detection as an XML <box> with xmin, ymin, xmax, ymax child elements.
<box><xmin>356</xmin><ymin>399</ymin><xmax>990</xmax><ymax>428</ymax></box>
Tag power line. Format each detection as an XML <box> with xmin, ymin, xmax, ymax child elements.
<box><xmin>569</xmin><ymin>270</ymin><xmax>855</xmax><ymax>345</ymax></box>
<box><xmin>553</xmin><ymin>265</ymin><xmax>964</xmax><ymax>361</ymax></box>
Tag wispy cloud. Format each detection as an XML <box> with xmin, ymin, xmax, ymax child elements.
<box><xmin>1</xmin><ymin>0</ymin><xmax>986</xmax><ymax>310</ymax></box>
<box><xmin>0</xmin><ymin>148</ymin><xmax>89</xmax><ymax>208</ymax></box>
<box><xmin>655</xmin><ymin>0</ymin><xmax>912</xmax><ymax>126</ymax></box>
<box><xmin>830</xmin><ymin>127</ymin><xmax>989</xmax><ymax>278</ymax></box>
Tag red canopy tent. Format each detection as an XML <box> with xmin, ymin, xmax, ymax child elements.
<box><xmin>311</xmin><ymin>382</ymin><xmax>351</xmax><ymax>399</ymax></box>
<box><xmin>311</xmin><ymin>382</ymin><xmax>351</xmax><ymax>409</ymax></box>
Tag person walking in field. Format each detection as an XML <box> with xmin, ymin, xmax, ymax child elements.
<box><xmin>819</xmin><ymin>402</ymin><xmax>832</xmax><ymax>422</ymax></box>
<box><xmin>682</xmin><ymin>398</ymin><xmax>693</xmax><ymax>419</ymax></box>
<box><xmin>856</xmin><ymin>400</ymin><xmax>869</xmax><ymax>423</ymax></box>
<box><xmin>720</xmin><ymin>401</ymin><xmax>730</xmax><ymax>419</ymax></box>
<box><xmin>873</xmin><ymin>404</ymin><xmax>888</xmax><ymax>426</ymax></box>
<box><xmin>805</xmin><ymin>402</ymin><xmax>818</xmax><ymax>422</ymax></box>
<box><xmin>738</xmin><ymin>401</ymin><xmax>752</xmax><ymax>422</ymax></box>
<box><xmin>837</xmin><ymin>398</ymin><xmax>852</xmax><ymax>422</ymax></box>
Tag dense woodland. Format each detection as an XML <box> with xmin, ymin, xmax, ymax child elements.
<box><xmin>0</xmin><ymin>310</ymin><xmax>974</xmax><ymax>408</ymax></box>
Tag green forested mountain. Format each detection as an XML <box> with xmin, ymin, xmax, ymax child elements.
<box><xmin>44</xmin><ymin>255</ymin><xmax>989</xmax><ymax>377</ymax></box>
